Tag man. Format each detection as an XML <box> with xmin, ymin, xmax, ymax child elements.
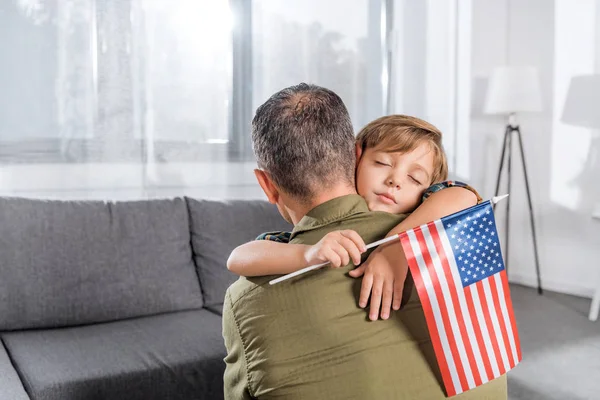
<box><xmin>222</xmin><ymin>83</ymin><xmax>507</xmax><ymax>399</ymax></box>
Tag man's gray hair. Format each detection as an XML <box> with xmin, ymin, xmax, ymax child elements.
<box><xmin>252</xmin><ymin>83</ymin><xmax>356</xmax><ymax>203</ymax></box>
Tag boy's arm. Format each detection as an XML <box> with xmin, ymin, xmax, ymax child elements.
<box><xmin>350</xmin><ymin>187</ymin><xmax>478</xmax><ymax>320</ymax></box>
<box><xmin>228</xmin><ymin>230</ymin><xmax>366</xmax><ymax>277</ymax></box>
<box><xmin>227</xmin><ymin>240</ymin><xmax>311</xmax><ymax>276</ymax></box>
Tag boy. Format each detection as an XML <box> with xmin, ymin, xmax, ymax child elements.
<box><xmin>228</xmin><ymin>115</ymin><xmax>480</xmax><ymax>315</ymax></box>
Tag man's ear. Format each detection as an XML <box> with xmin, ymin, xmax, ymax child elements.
<box><xmin>355</xmin><ymin>143</ymin><xmax>363</xmax><ymax>163</ymax></box>
<box><xmin>254</xmin><ymin>169</ymin><xmax>279</xmax><ymax>204</ymax></box>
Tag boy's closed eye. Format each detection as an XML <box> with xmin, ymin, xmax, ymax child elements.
<box><xmin>409</xmin><ymin>166</ymin><xmax>430</xmax><ymax>186</ymax></box>
<box><xmin>408</xmin><ymin>175</ymin><xmax>422</xmax><ymax>185</ymax></box>
<box><xmin>375</xmin><ymin>160</ymin><xmax>391</xmax><ymax>167</ymax></box>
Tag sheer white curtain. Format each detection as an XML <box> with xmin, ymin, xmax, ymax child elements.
<box><xmin>252</xmin><ymin>0</ymin><xmax>385</xmax><ymax>131</ymax></box>
<box><xmin>2</xmin><ymin>0</ymin><xmax>439</xmax><ymax>200</ymax></box>
<box><xmin>0</xmin><ymin>0</ymin><xmax>249</xmax><ymax>200</ymax></box>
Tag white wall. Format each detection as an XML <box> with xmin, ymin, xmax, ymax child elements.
<box><xmin>470</xmin><ymin>0</ymin><xmax>600</xmax><ymax>297</ymax></box>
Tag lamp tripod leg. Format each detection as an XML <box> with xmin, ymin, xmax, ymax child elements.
<box><xmin>505</xmin><ymin>130</ymin><xmax>512</xmax><ymax>272</ymax></box>
<box><xmin>515</xmin><ymin>127</ymin><xmax>543</xmax><ymax>295</ymax></box>
<box><xmin>495</xmin><ymin>126</ymin><xmax>512</xmax><ymax>272</ymax></box>
<box><xmin>494</xmin><ymin>126</ymin><xmax>511</xmax><ymax>198</ymax></box>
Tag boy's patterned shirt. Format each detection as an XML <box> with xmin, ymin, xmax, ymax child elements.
<box><xmin>423</xmin><ymin>180</ymin><xmax>483</xmax><ymax>203</ymax></box>
<box><xmin>256</xmin><ymin>180</ymin><xmax>482</xmax><ymax>243</ymax></box>
<box><xmin>256</xmin><ymin>230</ymin><xmax>293</xmax><ymax>243</ymax></box>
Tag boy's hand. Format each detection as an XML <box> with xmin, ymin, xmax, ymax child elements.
<box><xmin>304</xmin><ymin>230</ymin><xmax>366</xmax><ymax>268</ymax></box>
<box><xmin>349</xmin><ymin>241</ymin><xmax>408</xmax><ymax>321</ymax></box>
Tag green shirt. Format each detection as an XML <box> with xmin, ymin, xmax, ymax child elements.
<box><xmin>222</xmin><ymin>195</ymin><xmax>507</xmax><ymax>399</ymax></box>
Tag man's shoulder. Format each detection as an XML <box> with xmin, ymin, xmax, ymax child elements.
<box><xmin>334</xmin><ymin>209</ymin><xmax>406</xmax><ymax>237</ymax></box>
<box><xmin>225</xmin><ymin>275</ymin><xmax>271</xmax><ymax>309</ymax></box>
<box><xmin>292</xmin><ymin>209</ymin><xmax>406</xmax><ymax>246</ymax></box>
<box><xmin>346</xmin><ymin>207</ymin><xmax>407</xmax><ymax>223</ymax></box>
<box><xmin>363</xmin><ymin>209</ymin><xmax>408</xmax><ymax>222</ymax></box>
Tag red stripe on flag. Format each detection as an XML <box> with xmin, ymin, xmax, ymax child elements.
<box><xmin>475</xmin><ymin>281</ymin><xmax>506</xmax><ymax>375</ymax></box>
<box><xmin>488</xmin><ymin>274</ymin><xmax>515</xmax><ymax>368</ymax></box>
<box><xmin>414</xmin><ymin>228</ymin><xmax>469</xmax><ymax>393</ymax></box>
<box><xmin>428</xmin><ymin>222</ymin><xmax>481</xmax><ymax>387</ymax></box>
<box><xmin>400</xmin><ymin>233</ymin><xmax>456</xmax><ymax>397</ymax></box>
<box><xmin>500</xmin><ymin>270</ymin><xmax>522</xmax><ymax>361</ymax></box>
<box><xmin>463</xmin><ymin>285</ymin><xmax>494</xmax><ymax>381</ymax></box>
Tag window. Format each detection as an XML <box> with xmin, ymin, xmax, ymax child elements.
<box><xmin>1</xmin><ymin>0</ymin><xmax>463</xmax><ymax>199</ymax></box>
<box><xmin>252</xmin><ymin>0</ymin><xmax>385</xmax><ymax>131</ymax></box>
<box><xmin>0</xmin><ymin>0</ymin><xmax>241</xmax><ymax>199</ymax></box>
<box><xmin>0</xmin><ymin>0</ymin><xmax>233</xmax><ymax>164</ymax></box>
<box><xmin>137</xmin><ymin>1</ymin><xmax>231</xmax><ymax>149</ymax></box>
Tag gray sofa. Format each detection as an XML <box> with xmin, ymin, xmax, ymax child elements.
<box><xmin>0</xmin><ymin>196</ymin><xmax>291</xmax><ymax>400</ymax></box>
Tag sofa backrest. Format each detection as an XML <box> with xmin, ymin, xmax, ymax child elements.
<box><xmin>186</xmin><ymin>198</ymin><xmax>293</xmax><ymax>308</ymax></box>
<box><xmin>0</xmin><ymin>197</ymin><xmax>203</xmax><ymax>331</ymax></box>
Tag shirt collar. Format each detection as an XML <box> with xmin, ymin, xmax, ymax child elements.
<box><xmin>290</xmin><ymin>194</ymin><xmax>369</xmax><ymax>239</ymax></box>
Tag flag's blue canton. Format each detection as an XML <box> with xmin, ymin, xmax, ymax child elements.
<box><xmin>442</xmin><ymin>202</ymin><xmax>505</xmax><ymax>288</ymax></box>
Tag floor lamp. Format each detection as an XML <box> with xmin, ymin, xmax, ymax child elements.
<box><xmin>560</xmin><ymin>74</ymin><xmax>600</xmax><ymax>320</ymax></box>
<box><xmin>483</xmin><ymin>66</ymin><xmax>543</xmax><ymax>294</ymax></box>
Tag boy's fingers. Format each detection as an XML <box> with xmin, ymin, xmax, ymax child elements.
<box><xmin>331</xmin><ymin>243</ymin><xmax>350</xmax><ymax>267</ymax></box>
<box><xmin>323</xmin><ymin>248</ymin><xmax>342</xmax><ymax>268</ymax></box>
<box><xmin>337</xmin><ymin>248</ymin><xmax>350</xmax><ymax>268</ymax></box>
<box><xmin>340</xmin><ymin>230</ymin><xmax>367</xmax><ymax>252</ymax></box>
<box><xmin>392</xmin><ymin>278</ymin><xmax>404</xmax><ymax>310</ymax></box>
<box><xmin>337</xmin><ymin>236</ymin><xmax>362</xmax><ymax>265</ymax></box>
<box><xmin>369</xmin><ymin>277</ymin><xmax>384</xmax><ymax>321</ymax></box>
<box><xmin>358</xmin><ymin>273</ymin><xmax>373</xmax><ymax>308</ymax></box>
<box><xmin>349</xmin><ymin>263</ymin><xmax>367</xmax><ymax>278</ymax></box>
<box><xmin>380</xmin><ymin>280</ymin><xmax>394</xmax><ymax>319</ymax></box>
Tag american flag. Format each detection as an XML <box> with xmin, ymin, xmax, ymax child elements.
<box><xmin>399</xmin><ymin>201</ymin><xmax>521</xmax><ymax>397</ymax></box>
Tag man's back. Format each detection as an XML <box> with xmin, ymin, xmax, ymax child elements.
<box><xmin>223</xmin><ymin>195</ymin><xmax>507</xmax><ymax>399</ymax></box>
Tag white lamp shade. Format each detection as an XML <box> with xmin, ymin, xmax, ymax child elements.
<box><xmin>484</xmin><ymin>66</ymin><xmax>543</xmax><ymax>115</ymax></box>
<box><xmin>561</xmin><ymin>74</ymin><xmax>600</xmax><ymax>130</ymax></box>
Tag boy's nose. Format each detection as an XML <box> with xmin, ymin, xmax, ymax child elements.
<box><xmin>387</xmin><ymin>179</ymin><xmax>401</xmax><ymax>189</ymax></box>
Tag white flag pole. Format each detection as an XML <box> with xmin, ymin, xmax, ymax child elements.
<box><xmin>269</xmin><ymin>234</ymin><xmax>401</xmax><ymax>285</ymax></box>
<box><xmin>269</xmin><ymin>194</ymin><xmax>510</xmax><ymax>286</ymax></box>
<box><xmin>492</xmin><ymin>193</ymin><xmax>509</xmax><ymax>204</ymax></box>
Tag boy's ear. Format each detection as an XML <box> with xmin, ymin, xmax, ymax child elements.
<box><xmin>355</xmin><ymin>143</ymin><xmax>363</xmax><ymax>162</ymax></box>
<box><xmin>254</xmin><ymin>169</ymin><xmax>279</xmax><ymax>204</ymax></box>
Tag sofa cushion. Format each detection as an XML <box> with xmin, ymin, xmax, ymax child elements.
<box><xmin>0</xmin><ymin>341</ymin><xmax>30</xmax><ymax>400</ymax></box>
<box><xmin>205</xmin><ymin>304</ymin><xmax>224</xmax><ymax>316</ymax></box>
<box><xmin>0</xmin><ymin>197</ymin><xmax>203</xmax><ymax>331</ymax></box>
<box><xmin>2</xmin><ymin>309</ymin><xmax>225</xmax><ymax>400</ymax></box>
<box><xmin>186</xmin><ymin>198</ymin><xmax>292</xmax><ymax>307</ymax></box>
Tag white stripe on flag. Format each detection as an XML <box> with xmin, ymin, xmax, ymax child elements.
<box><xmin>407</xmin><ymin>230</ymin><xmax>462</xmax><ymax>395</ymax></box>
<box><xmin>422</xmin><ymin>224</ymin><xmax>475</xmax><ymax>390</ymax></box>
<box><xmin>468</xmin><ymin>284</ymin><xmax>501</xmax><ymax>377</ymax></box>
<box><xmin>494</xmin><ymin>273</ymin><xmax>519</xmax><ymax>364</ymax></box>
<box><xmin>434</xmin><ymin>220</ymin><xmax>489</xmax><ymax>386</ymax></box>
<box><xmin>482</xmin><ymin>278</ymin><xmax>511</xmax><ymax>372</ymax></box>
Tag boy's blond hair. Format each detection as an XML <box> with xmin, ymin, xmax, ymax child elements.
<box><xmin>355</xmin><ymin>115</ymin><xmax>448</xmax><ymax>185</ymax></box>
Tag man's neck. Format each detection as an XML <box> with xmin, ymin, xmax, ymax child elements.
<box><xmin>285</xmin><ymin>185</ymin><xmax>357</xmax><ymax>226</ymax></box>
